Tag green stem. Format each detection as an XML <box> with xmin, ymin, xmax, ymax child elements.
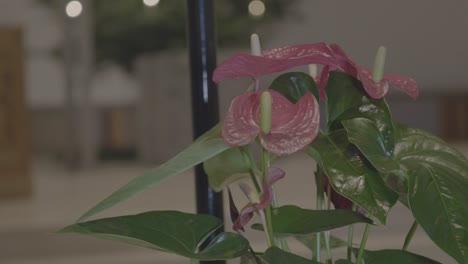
<box><xmin>403</xmin><ymin>220</ymin><xmax>419</xmax><ymax>251</ymax></box>
<box><xmin>264</xmin><ymin>201</ymin><xmax>275</xmax><ymax>247</ymax></box>
<box><xmin>259</xmin><ymin>210</ymin><xmax>274</xmax><ymax>247</ymax></box>
<box><xmin>262</xmin><ymin>148</ymin><xmax>276</xmax><ymax>247</ymax></box>
<box><xmin>347</xmin><ymin>223</ymin><xmax>354</xmax><ymax>261</ymax></box>
<box><xmin>271</xmin><ymin>185</ymin><xmax>280</xmax><ymax>208</ymax></box>
<box><xmin>315</xmin><ymin>170</ymin><xmax>324</xmax><ymax>262</ymax></box>
<box><xmin>355</xmin><ymin>224</ymin><xmax>371</xmax><ymax>264</ymax></box>
<box><xmin>240</xmin><ymin>147</ymin><xmax>262</xmax><ymax>193</ymax></box>
<box><xmin>347</xmin><ymin>204</ymin><xmax>357</xmax><ymax>261</ymax></box>
<box><xmin>270</xmin><ymin>184</ymin><xmax>290</xmax><ymax>252</ymax></box>
<box><xmin>323</xmin><ymin>231</ymin><xmax>332</xmax><ymax>264</ymax></box>
<box><xmin>190</xmin><ymin>259</ymin><xmax>198</xmax><ymax>264</ymax></box>
<box><xmin>249</xmin><ymin>169</ymin><xmax>262</xmax><ymax>193</ymax></box>
<box><xmin>324</xmin><ymin>184</ymin><xmax>332</xmax><ymax>263</ymax></box>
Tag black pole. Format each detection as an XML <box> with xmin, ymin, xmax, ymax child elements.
<box><xmin>186</xmin><ymin>1</ymin><xmax>225</xmax><ymax>263</ymax></box>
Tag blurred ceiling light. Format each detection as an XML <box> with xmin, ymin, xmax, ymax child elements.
<box><xmin>143</xmin><ymin>0</ymin><xmax>161</xmax><ymax>7</ymax></box>
<box><xmin>248</xmin><ymin>0</ymin><xmax>266</xmax><ymax>17</ymax></box>
<box><xmin>65</xmin><ymin>0</ymin><xmax>83</xmax><ymax>18</ymax></box>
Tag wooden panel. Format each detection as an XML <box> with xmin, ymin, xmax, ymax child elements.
<box><xmin>0</xmin><ymin>27</ymin><xmax>31</xmax><ymax>197</ymax></box>
<box><xmin>440</xmin><ymin>95</ymin><xmax>468</xmax><ymax>141</ymax></box>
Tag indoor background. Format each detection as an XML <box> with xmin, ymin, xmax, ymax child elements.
<box><xmin>0</xmin><ymin>0</ymin><xmax>467</xmax><ymax>263</ymax></box>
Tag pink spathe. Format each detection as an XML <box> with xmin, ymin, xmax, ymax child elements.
<box><xmin>222</xmin><ymin>90</ymin><xmax>320</xmax><ymax>156</ymax></box>
<box><xmin>213</xmin><ymin>43</ymin><xmax>419</xmax><ymax>100</ymax></box>
<box><xmin>233</xmin><ymin>167</ymin><xmax>285</xmax><ymax>232</ymax></box>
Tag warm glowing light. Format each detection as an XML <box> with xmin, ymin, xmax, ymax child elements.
<box><xmin>143</xmin><ymin>0</ymin><xmax>160</xmax><ymax>7</ymax></box>
<box><xmin>248</xmin><ymin>0</ymin><xmax>265</xmax><ymax>17</ymax></box>
<box><xmin>65</xmin><ymin>0</ymin><xmax>83</xmax><ymax>18</ymax></box>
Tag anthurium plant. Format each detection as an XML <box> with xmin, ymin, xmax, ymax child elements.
<box><xmin>61</xmin><ymin>35</ymin><xmax>468</xmax><ymax>264</ymax></box>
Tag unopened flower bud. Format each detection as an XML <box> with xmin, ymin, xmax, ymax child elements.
<box><xmin>373</xmin><ymin>46</ymin><xmax>387</xmax><ymax>83</ymax></box>
<box><xmin>260</xmin><ymin>91</ymin><xmax>272</xmax><ymax>134</ymax></box>
<box><xmin>250</xmin><ymin>33</ymin><xmax>262</xmax><ymax>56</ymax></box>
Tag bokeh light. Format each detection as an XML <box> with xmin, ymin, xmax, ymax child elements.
<box><xmin>248</xmin><ymin>0</ymin><xmax>266</xmax><ymax>17</ymax></box>
<box><xmin>65</xmin><ymin>0</ymin><xmax>83</xmax><ymax>18</ymax></box>
<box><xmin>143</xmin><ymin>0</ymin><xmax>161</xmax><ymax>7</ymax></box>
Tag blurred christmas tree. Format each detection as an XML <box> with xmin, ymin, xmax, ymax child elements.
<box><xmin>41</xmin><ymin>0</ymin><xmax>295</xmax><ymax>69</ymax></box>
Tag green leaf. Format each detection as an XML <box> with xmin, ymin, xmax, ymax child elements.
<box><xmin>307</xmin><ymin>131</ymin><xmax>398</xmax><ymax>224</ymax></box>
<box><xmin>393</xmin><ymin>125</ymin><xmax>468</xmax><ymax>264</ymax></box>
<box><xmin>394</xmin><ymin>125</ymin><xmax>467</xmax><ymax>161</ymax></box>
<box><xmin>78</xmin><ymin>125</ymin><xmax>229</xmax><ymax>221</ymax></box>
<box><xmin>326</xmin><ymin>72</ymin><xmax>396</xmax><ymax>158</ymax></box>
<box><xmin>342</xmin><ymin>118</ymin><xmax>399</xmax><ymax>172</ymax></box>
<box><xmin>335</xmin><ymin>260</ymin><xmax>353</xmax><ymax>264</ymax></box>
<box><xmin>325</xmin><ymin>72</ymin><xmax>364</xmax><ymax>123</ymax></box>
<box><xmin>261</xmin><ymin>247</ymin><xmax>318</xmax><ymax>264</ymax></box>
<box><xmin>295</xmin><ymin>234</ymin><xmax>346</xmax><ymax>253</ymax></box>
<box><xmin>269</xmin><ymin>72</ymin><xmax>320</xmax><ymax>102</ymax></box>
<box><xmin>251</xmin><ymin>205</ymin><xmax>373</xmax><ymax>234</ymax></box>
<box><xmin>355</xmin><ymin>249</ymin><xmax>442</xmax><ymax>264</ymax></box>
<box><xmin>61</xmin><ymin>211</ymin><xmax>249</xmax><ymax>260</ymax></box>
<box><xmin>203</xmin><ymin>147</ymin><xmax>251</xmax><ymax>192</ymax></box>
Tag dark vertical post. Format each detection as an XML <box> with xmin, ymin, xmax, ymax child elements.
<box><xmin>186</xmin><ymin>2</ymin><xmax>225</xmax><ymax>263</ymax></box>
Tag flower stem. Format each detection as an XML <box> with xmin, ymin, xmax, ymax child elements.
<box><xmin>324</xmin><ymin>184</ymin><xmax>332</xmax><ymax>263</ymax></box>
<box><xmin>270</xmin><ymin>183</ymin><xmax>290</xmax><ymax>252</ymax></box>
<box><xmin>323</xmin><ymin>231</ymin><xmax>332</xmax><ymax>264</ymax></box>
<box><xmin>314</xmin><ymin>170</ymin><xmax>324</xmax><ymax>262</ymax></box>
<box><xmin>240</xmin><ymin>147</ymin><xmax>262</xmax><ymax>193</ymax></box>
<box><xmin>347</xmin><ymin>223</ymin><xmax>354</xmax><ymax>260</ymax></box>
<box><xmin>259</xmin><ymin>210</ymin><xmax>273</xmax><ymax>247</ymax></box>
<box><xmin>249</xmin><ymin>169</ymin><xmax>262</xmax><ymax>193</ymax></box>
<box><xmin>403</xmin><ymin>220</ymin><xmax>419</xmax><ymax>251</ymax></box>
<box><xmin>355</xmin><ymin>224</ymin><xmax>371</xmax><ymax>264</ymax></box>
<box><xmin>347</xmin><ymin>204</ymin><xmax>357</xmax><ymax>261</ymax></box>
<box><xmin>262</xmin><ymin>148</ymin><xmax>276</xmax><ymax>247</ymax></box>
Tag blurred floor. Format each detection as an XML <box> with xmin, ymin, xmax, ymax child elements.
<box><xmin>1</xmin><ymin>144</ymin><xmax>466</xmax><ymax>264</ymax></box>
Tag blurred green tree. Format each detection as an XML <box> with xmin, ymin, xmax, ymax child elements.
<box><xmin>41</xmin><ymin>0</ymin><xmax>295</xmax><ymax>69</ymax></box>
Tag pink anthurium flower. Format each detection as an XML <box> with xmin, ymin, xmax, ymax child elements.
<box><xmin>319</xmin><ymin>44</ymin><xmax>419</xmax><ymax>99</ymax></box>
<box><xmin>213</xmin><ymin>43</ymin><xmax>419</xmax><ymax>100</ymax></box>
<box><xmin>222</xmin><ymin>90</ymin><xmax>320</xmax><ymax>156</ymax></box>
<box><xmin>213</xmin><ymin>43</ymin><xmax>340</xmax><ymax>83</ymax></box>
<box><xmin>233</xmin><ymin>167</ymin><xmax>285</xmax><ymax>232</ymax></box>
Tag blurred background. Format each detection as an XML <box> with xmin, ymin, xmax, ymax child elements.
<box><xmin>0</xmin><ymin>0</ymin><xmax>467</xmax><ymax>263</ymax></box>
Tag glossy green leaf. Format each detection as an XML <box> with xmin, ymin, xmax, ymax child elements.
<box><xmin>393</xmin><ymin>125</ymin><xmax>468</xmax><ymax>264</ymax></box>
<box><xmin>261</xmin><ymin>247</ymin><xmax>318</xmax><ymax>264</ymax></box>
<box><xmin>203</xmin><ymin>147</ymin><xmax>251</xmax><ymax>192</ymax></box>
<box><xmin>251</xmin><ymin>205</ymin><xmax>373</xmax><ymax>234</ymax></box>
<box><xmin>307</xmin><ymin>131</ymin><xmax>398</xmax><ymax>224</ymax></box>
<box><xmin>394</xmin><ymin>125</ymin><xmax>466</xmax><ymax>161</ymax></box>
<box><xmin>342</xmin><ymin>118</ymin><xmax>399</xmax><ymax>172</ymax></box>
<box><xmin>380</xmin><ymin>169</ymin><xmax>410</xmax><ymax>207</ymax></box>
<box><xmin>295</xmin><ymin>233</ymin><xmax>346</xmax><ymax>253</ymax></box>
<box><xmin>326</xmin><ymin>72</ymin><xmax>395</xmax><ymax>157</ymax></box>
<box><xmin>355</xmin><ymin>249</ymin><xmax>442</xmax><ymax>264</ymax></box>
<box><xmin>61</xmin><ymin>211</ymin><xmax>249</xmax><ymax>260</ymax></box>
<box><xmin>269</xmin><ymin>72</ymin><xmax>319</xmax><ymax>102</ymax></box>
<box><xmin>325</xmin><ymin>72</ymin><xmax>364</xmax><ymax>123</ymax></box>
<box><xmin>78</xmin><ymin>125</ymin><xmax>229</xmax><ymax>221</ymax></box>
